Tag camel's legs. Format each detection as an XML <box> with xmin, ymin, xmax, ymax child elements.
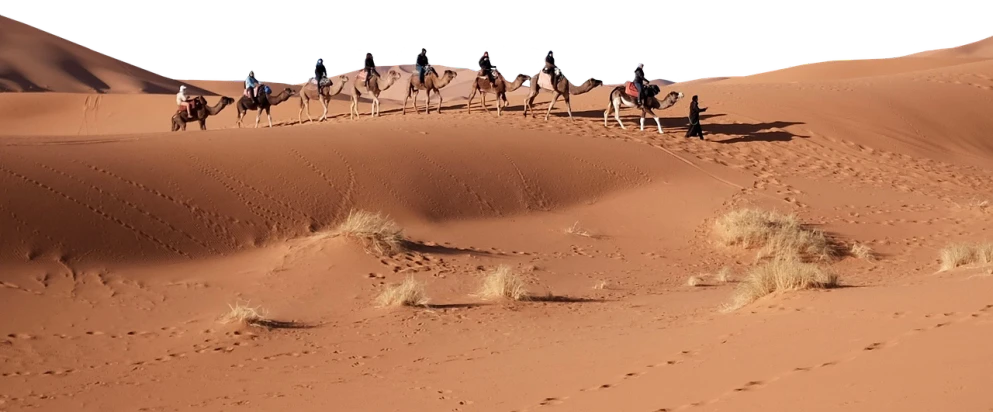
<box><xmin>614</xmin><ymin>100</ymin><xmax>626</xmax><ymax>129</ymax></box>
<box><xmin>199</xmin><ymin>119</ymin><xmax>206</xmax><ymax>130</ymax></box>
<box><xmin>564</xmin><ymin>95</ymin><xmax>573</xmax><ymax>119</ymax></box>
<box><xmin>402</xmin><ymin>90</ymin><xmax>410</xmax><ymax>115</ymax></box>
<box><xmin>320</xmin><ymin>98</ymin><xmax>329</xmax><ymax>121</ymax></box>
<box><xmin>480</xmin><ymin>93</ymin><xmax>489</xmax><ymax>113</ymax></box>
<box><xmin>254</xmin><ymin>110</ymin><xmax>261</xmax><ymax>128</ymax></box>
<box><xmin>267</xmin><ymin>107</ymin><xmax>273</xmax><ymax>128</ymax></box>
<box><xmin>544</xmin><ymin>93</ymin><xmax>559</xmax><ymax>121</ymax></box>
<box><xmin>436</xmin><ymin>89</ymin><xmax>443</xmax><ymax>114</ymax></box>
<box><xmin>466</xmin><ymin>87</ymin><xmax>477</xmax><ymax>113</ymax></box>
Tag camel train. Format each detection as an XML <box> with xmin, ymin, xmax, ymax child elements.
<box><xmin>171</xmin><ymin>61</ymin><xmax>683</xmax><ymax>131</ymax></box>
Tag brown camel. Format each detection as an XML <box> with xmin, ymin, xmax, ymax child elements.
<box><xmin>236</xmin><ymin>86</ymin><xmax>297</xmax><ymax>128</ymax></box>
<box><xmin>523</xmin><ymin>69</ymin><xmax>603</xmax><ymax>120</ymax></box>
<box><xmin>349</xmin><ymin>69</ymin><xmax>401</xmax><ymax>119</ymax></box>
<box><xmin>402</xmin><ymin>67</ymin><xmax>458</xmax><ymax>115</ymax></box>
<box><xmin>604</xmin><ymin>84</ymin><xmax>684</xmax><ymax>134</ymax></box>
<box><xmin>171</xmin><ymin>96</ymin><xmax>235</xmax><ymax>131</ymax></box>
<box><xmin>465</xmin><ymin>70</ymin><xmax>529</xmax><ymax>116</ymax></box>
<box><xmin>298</xmin><ymin>75</ymin><xmax>349</xmax><ymax>123</ymax></box>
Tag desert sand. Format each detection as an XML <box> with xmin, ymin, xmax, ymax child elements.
<box><xmin>2</xmin><ymin>15</ymin><xmax>993</xmax><ymax>412</ymax></box>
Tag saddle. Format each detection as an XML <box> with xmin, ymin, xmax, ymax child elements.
<box><xmin>537</xmin><ymin>70</ymin><xmax>560</xmax><ymax>90</ymax></box>
<box><xmin>176</xmin><ymin>97</ymin><xmax>203</xmax><ymax>114</ymax></box>
<box><xmin>624</xmin><ymin>82</ymin><xmax>640</xmax><ymax>98</ymax></box>
<box><xmin>244</xmin><ymin>84</ymin><xmax>268</xmax><ymax>99</ymax></box>
<box><xmin>311</xmin><ymin>77</ymin><xmax>332</xmax><ymax>88</ymax></box>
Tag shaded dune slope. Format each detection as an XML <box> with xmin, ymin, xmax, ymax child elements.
<box><xmin>0</xmin><ymin>121</ymin><xmax>695</xmax><ymax>265</ymax></box>
<box><xmin>0</xmin><ymin>15</ymin><xmax>213</xmax><ymax>95</ymax></box>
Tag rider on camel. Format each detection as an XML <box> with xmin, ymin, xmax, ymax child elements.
<box><xmin>416</xmin><ymin>49</ymin><xmax>429</xmax><ymax>84</ymax></box>
<box><xmin>364</xmin><ymin>53</ymin><xmax>379</xmax><ymax>88</ymax></box>
<box><xmin>543</xmin><ymin>51</ymin><xmax>557</xmax><ymax>85</ymax></box>
<box><xmin>479</xmin><ymin>52</ymin><xmax>495</xmax><ymax>85</ymax></box>
<box><xmin>176</xmin><ymin>85</ymin><xmax>194</xmax><ymax>117</ymax></box>
<box><xmin>245</xmin><ymin>71</ymin><xmax>260</xmax><ymax>104</ymax></box>
<box><xmin>634</xmin><ymin>63</ymin><xmax>648</xmax><ymax>107</ymax></box>
<box><xmin>315</xmin><ymin>58</ymin><xmax>328</xmax><ymax>92</ymax></box>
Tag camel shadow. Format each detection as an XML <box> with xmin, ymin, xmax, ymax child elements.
<box><xmin>707</xmin><ymin>121</ymin><xmax>808</xmax><ymax>143</ymax></box>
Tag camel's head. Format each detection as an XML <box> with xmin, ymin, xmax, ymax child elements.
<box><xmin>281</xmin><ymin>87</ymin><xmax>297</xmax><ymax>97</ymax></box>
<box><xmin>387</xmin><ymin>69</ymin><xmax>402</xmax><ymax>80</ymax></box>
<box><xmin>443</xmin><ymin>69</ymin><xmax>458</xmax><ymax>78</ymax></box>
<box><xmin>220</xmin><ymin>96</ymin><xmax>235</xmax><ymax>105</ymax></box>
<box><xmin>588</xmin><ymin>78</ymin><xmax>604</xmax><ymax>87</ymax></box>
<box><xmin>338</xmin><ymin>75</ymin><xmax>350</xmax><ymax>82</ymax></box>
<box><xmin>515</xmin><ymin>74</ymin><xmax>530</xmax><ymax>83</ymax></box>
<box><xmin>664</xmin><ymin>91</ymin><xmax>684</xmax><ymax>101</ymax></box>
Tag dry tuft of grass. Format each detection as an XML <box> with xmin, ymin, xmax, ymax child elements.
<box><xmin>850</xmin><ymin>242</ymin><xmax>876</xmax><ymax>261</ymax></box>
<box><xmin>723</xmin><ymin>256</ymin><xmax>838</xmax><ymax>312</ymax></box>
<box><xmin>376</xmin><ymin>276</ymin><xmax>429</xmax><ymax>307</ymax></box>
<box><xmin>687</xmin><ymin>276</ymin><xmax>705</xmax><ymax>287</ymax></box>
<box><xmin>940</xmin><ymin>242</ymin><xmax>993</xmax><ymax>271</ymax></box>
<box><xmin>566</xmin><ymin>222</ymin><xmax>598</xmax><ymax>239</ymax></box>
<box><xmin>331</xmin><ymin>210</ymin><xmax>405</xmax><ymax>256</ymax></box>
<box><xmin>713</xmin><ymin>208</ymin><xmax>834</xmax><ymax>262</ymax></box>
<box><xmin>220</xmin><ymin>302</ymin><xmax>270</xmax><ymax>327</ymax></box>
<box><xmin>592</xmin><ymin>280</ymin><xmax>609</xmax><ymax>290</ymax></box>
<box><xmin>715</xmin><ymin>267</ymin><xmax>733</xmax><ymax>283</ymax></box>
<box><xmin>478</xmin><ymin>265</ymin><xmax>529</xmax><ymax>301</ymax></box>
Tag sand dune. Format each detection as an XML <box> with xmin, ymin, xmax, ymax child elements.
<box><xmin>0</xmin><ymin>15</ymin><xmax>213</xmax><ymax>95</ymax></box>
<box><xmin>2</xmin><ymin>21</ymin><xmax>993</xmax><ymax>412</ymax></box>
<box><xmin>910</xmin><ymin>35</ymin><xmax>993</xmax><ymax>58</ymax></box>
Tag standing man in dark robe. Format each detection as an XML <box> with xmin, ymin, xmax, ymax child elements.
<box><xmin>686</xmin><ymin>95</ymin><xmax>708</xmax><ymax>139</ymax></box>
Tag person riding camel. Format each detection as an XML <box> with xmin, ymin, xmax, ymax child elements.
<box><xmin>416</xmin><ymin>48</ymin><xmax>429</xmax><ymax>84</ymax></box>
<box><xmin>176</xmin><ymin>85</ymin><xmax>194</xmax><ymax>117</ymax></box>
<box><xmin>364</xmin><ymin>53</ymin><xmax>379</xmax><ymax>88</ymax></box>
<box><xmin>543</xmin><ymin>51</ymin><xmax>557</xmax><ymax>85</ymax></box>
<box><xmin>634</xmin><ymin>63</ymin><xmax>648</xmax><ymax>107</ymax></box>
<box><xmin>245</xmin><ymin>71</ymin><xmax>260</xmax><ymax>104</ymax></box>
<box><xmin>479</xmin><ymin>51</ymin><xmax>495</xmax><ymax>85</ymax></box>
<box><xmin>315</xmin><ymin>58</ymin><xmax>328</xmax><ymax>93</ymax></box>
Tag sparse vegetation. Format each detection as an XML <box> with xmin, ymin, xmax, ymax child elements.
<box><xmin>723</xmin><ymin>256</ymin><xmax>839</xmax><ymax>312</ymax></box>
<box><xmin>478</xmin><ymin>265</ymin><xmax>529</xmax><ymax>301</ymax></box>
<box><xmin>687</xmin><ymin>276</ymin><xmax>704</xmax><ymax>287</ymax></box>
<box><xmin>566</xmin><ymin>222</ymin><xmax>598</xmax><ymax>239</ymax></box>
<box><xmin>939</xmin><ymin>242</ymin><xmax>993</xmax><ymax>271</ymax></box>
<box><xmin>376</xmin><ymin>276</ymin><xmax>429</xmax><ymax>307</ymax></box>
<box><xmin>592</xmin><ymin>280</ymin><xmax>608</xmax><ymax>290</ymax></box>
<box><xmin>713</xmin><ymin>208</ymin><xmax>834</xmax><ymax>262</ymax></box>
<box><xmin>331</xmin><ymin>210</ymin><xmax>405</xmax><ymax>256</ymax></box>
<box><xmin>715</xmin><ymin>267</ymin><xmax>733</xmax><ymax>283</ymax></box>
<box><xmin>850</xmin><ymin>242</ymin><xmax>876</xmax><ymax>261</ymax></box>
<box><xmin>220</xmin><ymin>302</ymin><xmax>270</xmax><ymax>327</ymax></box>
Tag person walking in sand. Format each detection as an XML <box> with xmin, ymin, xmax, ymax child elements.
<box><xmin>686</xmin><ymin>95</ymin><xmax>708</xmax><ymax>139</ymax></box>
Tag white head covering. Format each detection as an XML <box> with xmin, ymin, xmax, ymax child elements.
<box><xmin>179</xmin><ymin>85</ymin><xmax>186</xmax><ymax>92</ymax></box>
<box><xmin>638</xmin><ymin>63</ymin><xmax>644</xmax><ymax>68</ymax></box>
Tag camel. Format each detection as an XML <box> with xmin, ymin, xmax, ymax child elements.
<box><xmin>604</xmin><ymin>84</ymin><xmax>684</xmax><ymax>134</ymax></box>
<box><xmin>465</xmin><ymin>70</ymin><xmax>529</xmax><ymax>116</ymax></box>
<box><xmin>523</xmin><ymin>68</ymin><xmax>603</xmax><ymax>120</ymax></box>
<box><xmin>236</xmin><ymin>86</ymin><xmax>296</xmax><ymax>128</ymax></box>
<box><xmin>171</xmin><ymin>96</ymin><xmax>235</xmax><ymax>131</ymax></box>
<box><xmin>402</xmin><ymin>67</ymin><xmax>458</xmax><ymax>115</ymax></box>
<box><xmin>349</xmin><ymin>69</ymin><xmax>401</xmax><ymax>119</ymax></box>
<box><xmin>298</xmin><ymin>75</ymin><xmax>349</xmax><ymax>124</ymax></box>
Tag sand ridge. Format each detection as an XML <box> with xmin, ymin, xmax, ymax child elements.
<box><xmin>1</xmin><ymin>15</ymin><xmax>993</xmax><ymax>412</ymax></box>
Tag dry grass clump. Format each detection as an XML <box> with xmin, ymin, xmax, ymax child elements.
<box><xmin>713</xmin><ymin>208</ymin><xmax>834</xmax><ymax>262</ymax></box>
<box><xmin>850</xmin><ymin>242</ymin><xmax>876</xmax><ymax>261</ymax></box>
<box><xmin>723</xmin><ymin>256</ymin><xmax>838</xmax><ymax>312</ymax></box>
<box><xmin>331</xmin><ymin>210</ymin><xmax>405</xmax><ymax>256</ymax></box>
<box><xmin>939</xmin><ymin>242</ymin><xmax>993</xmax><ymax>271</ymax></box>
<box><xmin>565</xmin><ymin>222</ymin><xmax>598</xmax><ymax>239</ymax></box>
<box><xmin>592</xmin><ymin>280</ymin><xmax>609</xmax><ymax>290</ymax></box>
<box><xmin>477</xmin><ymin>265</ymin><xmax>529</xmax><ymax>301</ymax></box>
<box><xmin>715</xmin><ymin>267</ymin><xmax>733</xmax><ymax>283</ymax></box>
<box><xmin>220</xmin><ymin>302</ymin><xmax>270</xmax><ymax>327</ymax></box>
<box><xmin>687</xmin><ymin>276</ymin><xmax>704</xmax><ymax>287</ymax></box>
<box><xmin>375</xmin><ymin>276</ymin><xmax>429</xmax><ymax>307</ymax></box>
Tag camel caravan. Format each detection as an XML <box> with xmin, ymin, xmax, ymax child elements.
<box><xmin>171</xmin><ymin>51</ymin><xmax>687</xmax><ymax>134</ymax></box>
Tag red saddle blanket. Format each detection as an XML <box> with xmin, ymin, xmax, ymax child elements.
<box><xmin>624</xmin><ymin>82</ymin><xmax>639</xmax><ymax>98</ymax></box>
